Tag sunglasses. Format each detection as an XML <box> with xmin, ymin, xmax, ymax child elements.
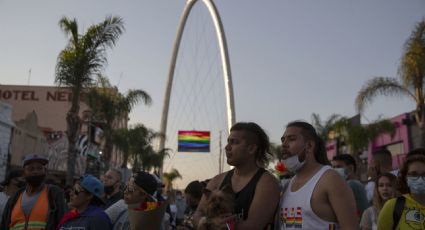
<box><xmin>72</xmin><ymin>186</ymin><xmax>87</xmax><ymax>196</ymax></box>
<box><xmin>124</xmin><ymin>185</ymin><xmax>142</xmax><ymax>194</ymax></box>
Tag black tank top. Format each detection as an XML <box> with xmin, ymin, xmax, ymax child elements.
<box><xmin>219</xmin><ymin>168</ymin><xmax>265</xmax><ymax>221</ymax></box>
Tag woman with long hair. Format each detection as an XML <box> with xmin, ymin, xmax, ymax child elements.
<box><xmin>360</xmin><ymin>172</ymin><xmax>397</xmax><ymax>230</ymax></box>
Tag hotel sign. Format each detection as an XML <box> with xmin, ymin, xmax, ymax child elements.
<box><xmin>0</xmin><ymin>89</ymin><xmax>83</xmax><ymax>102</ymax></box>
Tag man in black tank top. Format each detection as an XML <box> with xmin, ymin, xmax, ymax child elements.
<box><xmin>193</xmin><ymin>122</ymin><xmax>280</xmax><ymax>230</ymax></box>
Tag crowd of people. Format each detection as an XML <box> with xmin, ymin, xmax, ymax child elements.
<box><xmin>0</xmin><ymin>121</ymin><xmax>424</xmax><ymax>229</ymax></box>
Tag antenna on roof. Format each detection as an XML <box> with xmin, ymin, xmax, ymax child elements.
<box><xmin>27</xmin><ymin>69</ymin><xmax>31</xmax><ymax>85</ymax></box>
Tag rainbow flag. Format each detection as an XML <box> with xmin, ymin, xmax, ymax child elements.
<box><xmin>178</xmin><ymin>130</ymin><xmax>210</xmax><ymax>152</ymax></box>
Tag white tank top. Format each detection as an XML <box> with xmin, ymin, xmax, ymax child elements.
<box><xmin>279</xmin><ymin>165</ymin><xmax>340</xmax><ymax>230</ymax></box>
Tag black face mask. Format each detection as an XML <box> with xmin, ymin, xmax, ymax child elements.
<box><xmin>25</xmin><ymin>175</ymin><xmax>45</xmax><ymax>187</ymax></box>
<box><xmin>104</xmin><ymin>185</ymin><xmax>115</xmax><ymax>195</ymax></box>
<box><xmin>16</xmin><ymin>181</ymin><xmax>26</xmax><ymax>188</ymax></box>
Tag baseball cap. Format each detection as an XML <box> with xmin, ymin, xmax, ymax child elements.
<box><xmin>152</xmin><ymin>173</ymin><xmax>165</xmax><ymax>188</ymax></box>
<box><xmin>133</xmin><ymin>171</ymin><xmax>158</xmax><ymax>196</ymax></box>
<box><xmin>80</xmin><ymin>174</ymin><xmax>104</xmax><ymax>200</ymax></box>
<box><xmin>22</xmin><ymin>154</ymin><xmax>48</xmax><ymax>166</ymax></box>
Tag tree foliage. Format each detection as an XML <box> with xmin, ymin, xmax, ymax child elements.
<box><xmin>85</xmin><ymin>75</ymin><xmax>152</xmax><ymax>164</ymax></box>
<box><xmin>55</xmin><ymin>16</ymin><xmax>124</xmax><ymax>185</ymax></box>
<box><xmin>355</xmin><ymin>19</ymin><xmax>425</xmax><ymax>147</ymax></box>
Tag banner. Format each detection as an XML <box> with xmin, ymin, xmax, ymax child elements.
<box><xmin>178</xmin><ymin>130</ymin><xmax>210</xmax><ymax>152</ymax></box>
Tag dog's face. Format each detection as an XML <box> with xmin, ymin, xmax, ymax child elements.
<box><xmin>204</xmin><ymin>185</ymin><xmax>235</xmax><ymax>218</ymax></box>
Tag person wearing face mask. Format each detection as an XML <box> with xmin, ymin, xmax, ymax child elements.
<box><xmin>278</xmin><ymin>121</ymin><xmax>358</xmax><ymax>229</ymax></box>
<box><xmin>102</xmin><ymin>168</ymin><xmax>123</xmax><ymax>210</ymax></box>
<box><xmin>377</xmin><ymin>154</ymin><xmax>425</xmax><ymax>229</ymax></box>
<box><xmin>0</xmin><ymin>154</ymin><xmax>67</xmax><ymax>230</ymax></box>
<box><xmin>332</xmin><ymin>154</ymin><xmax>369</xmax><ymax>217</ymax></box>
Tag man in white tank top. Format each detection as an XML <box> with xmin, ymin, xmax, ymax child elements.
<box><xmin>278</xmin><ymin>121</ymin><xmax>359</xmax><ymax>230</ymax></box>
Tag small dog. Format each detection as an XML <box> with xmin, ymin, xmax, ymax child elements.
<box><xmin>198</xmin><ymin>185</ymin><xmax>235</xmax><ymax>230</ymax></box>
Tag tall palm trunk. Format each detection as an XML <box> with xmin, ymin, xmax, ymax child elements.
<box><xmin>103</xmin><ymin>133</ymin><xmax>113</xmax><ymax>168</ymax></box>
<box><xmin>121</xmin><ymin>151</ymin><xmax>129</xmax><ymax>169</ymax></box>
<box><xmin>417</xmin><ymin>107</ymin><xmax>425</xmax><ymax>148</ymax></box>
<box><xmin>66</xmin><ymin>88</ymin><xmax>81</xmax><ymax>186</ymax></box>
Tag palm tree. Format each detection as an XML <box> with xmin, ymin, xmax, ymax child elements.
<box><xmin>332</xmin><ymin>116</ymin><xmax>395</xmax><ymax>155</ymax></box>
<box><xmin>355</xmin><ymin>19</ymin><xmax>425</xmax><ymax>147</ymax></box>
<box><xmin>55</xmin><ymin>16</ymin><xmax>124</xmax><ymax>185</ymax></box>
<box><xmin>163</xmin><ymin>168</ymin><xmax>182</xmax><ymax>192</ymax></box>
<box><xmin>86</xmin><ymin>75</ymin><xmax>152</xmax><ymax>166</ymax></box>
<box><xmin>311</xmin><ymin>113</ymin><xmax>342</xmax><ymax>142</ymax></box>
<box><xmin>113</xmin><ymin>124</ymin><xmax>166</xmax><ymax>170</ymax></box>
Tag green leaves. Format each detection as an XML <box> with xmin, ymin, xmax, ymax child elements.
<box><xmin>113</xmin><ymin>124</ymin><xmax>166</xmax><ymax>170</ymax></box>
<box><xmin>55</xmin><ymin>16</ymin><xmax>124</xmax><ymax>90</ymax></box>
<box><xmin>355</xmin><ymin>19</ymin><xmax>425</xmax><ymax>147</ymax></box>
<box><xmin>355</xmin><ymin>77</ymin><xmax>413</xmax><ymax>113</ymax></box>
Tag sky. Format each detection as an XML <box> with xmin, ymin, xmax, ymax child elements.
<box><xmin>0</xmin><ymin>0</ymin><xmax>424</xmax><ymax>188</ymax></box>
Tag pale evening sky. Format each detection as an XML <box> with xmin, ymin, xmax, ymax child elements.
<box><xmin>0</xmin><ymin>0</ymin><xmax>423</xmax><ymax>188</ymax></box>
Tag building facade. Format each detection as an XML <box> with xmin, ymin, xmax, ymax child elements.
<box><xmin>0</xmin><ymin>102</ymin><xmax>15</xmax><ymax>182</ymax></box>
<box><xmin>368</xmin><ymin>113</ymin><xmax>412</xmax><ymax>170</ymax></box>
<box><xmin>0</xmin><ymin>85</ymin><xmax>126</xmax><ymax>178</ymax></box>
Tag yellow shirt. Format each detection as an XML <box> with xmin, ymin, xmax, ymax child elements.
<box><xmin>377</xmin><ymin>194</ymin><xmax>425</xmax><ymax>230</ymax></box>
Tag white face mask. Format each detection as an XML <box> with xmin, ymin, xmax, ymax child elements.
<box><xmin>283</xmin><ymin>147</ymin><xmax>306</xmax><ymax>173</ymax></box>
<box><xmin>334</xmin><ymin>167</ymin><xmax>348</xmax><ymax>180</ymax></box>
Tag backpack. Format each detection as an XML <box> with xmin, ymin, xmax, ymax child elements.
<box><xmin>392</xmin><ymin>196</ymin><xmax>405</xmax><ymax>230</ymax></box>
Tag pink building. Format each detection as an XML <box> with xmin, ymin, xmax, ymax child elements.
<box><xmin>368</xmin><ymin>113</ymin><xmax>411</xmax><ymax>170</ymax></box>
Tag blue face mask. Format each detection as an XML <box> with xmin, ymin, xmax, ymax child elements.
<box><xmin>407</xmin><ymin>176</ymin><xmax>425</xmax><ymax>194</ymax></box>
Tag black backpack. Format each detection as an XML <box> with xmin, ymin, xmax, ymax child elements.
<box><xmin>392</xmin><ymin>196</ymin><xmax>406</xmax><ymax>230</ymax></box>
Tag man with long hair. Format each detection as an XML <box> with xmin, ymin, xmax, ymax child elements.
<box><xmin>278</xmin><ymin>121</ymin><xmax>358</xmax><ymax>229</ymax></box>
<box><xmin>193</xmin><ymin>122</ymin><xmax>280</xmax><ymax>229</ymax></box>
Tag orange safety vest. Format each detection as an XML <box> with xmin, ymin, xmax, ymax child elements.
<box><xmin>9</xmin><ymin>185</ymin><xmax>49</xmax><ymax>230</ymax></box>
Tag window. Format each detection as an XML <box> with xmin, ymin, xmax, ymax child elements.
<box><xmin>386</xmin><ymin>142</ymin><xmax>404</xmax><ymax>156</ymax></box>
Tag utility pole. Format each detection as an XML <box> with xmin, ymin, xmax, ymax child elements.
<box><xmin>219</xmin><ymin>130</ymin><xmax>222</xmax><ymax>173</ymax></box>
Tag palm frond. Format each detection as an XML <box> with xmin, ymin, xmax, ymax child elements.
<box><xmin>58</xmin><ymin>17</ymin><xmax>79</xmax><ymax>46</ymax></box>
<box><xmin>124</xmin><ymin>90</ymin><xmax>152</xmax><ymax>108</ymax></box>
<box><xmin>355</xmin><ymin>77</ymin><xmax>414</xmax><ymax>113</ymax></box>
<box><xmin>311</xmin><ymin>113</ymin><xmax>323</xmax><ymax>132</ymax></box>
<box><xmin>55</xmin><ymin>16</ymin><xmax>124</xmax><ymax>90</ymax></box>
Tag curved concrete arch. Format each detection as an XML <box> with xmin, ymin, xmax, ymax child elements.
<box><xmin>158</xmin><ymin>0</ymin><xmax>236</xmax><ymax>164</ymax></box>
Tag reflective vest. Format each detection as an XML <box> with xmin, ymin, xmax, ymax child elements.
<box><xmin>10</xmin><ymin>185</ymin><xmax>49</xmax><ymax>230</ymax></box>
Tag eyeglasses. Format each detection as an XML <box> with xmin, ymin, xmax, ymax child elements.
<box><xmin>124</xmin><ymin>185</ymin><xmax>149</xmax><ymax>195</ymax></box>
<box><xmin>406</xmin><ymin>173</ymin><xmax>425</xmax><ymax>181</ymax></box>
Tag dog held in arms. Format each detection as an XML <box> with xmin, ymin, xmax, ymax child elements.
<box><xmin>198</xmin><ymin>185</ymin><xmax>235</xmax><ymax>230</ymax></box>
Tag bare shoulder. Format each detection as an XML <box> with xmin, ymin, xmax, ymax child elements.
<box><xmin>258</xmin><ymin>170</ymin><xmax>280</xmax><ymax>188</ymax></box>
<box><xmin>318</xmin><ymin>167</ymin><xmax>347</xmax><ymax>191</ymax></box>
<box><xmin>321</xmin><ymin>168</ymin><xmax>344</xmax><ymax>182</ymax></box>
<box><xmin>206</xmin><ymin>171</ymin><xmax>229</xmax><ymax>190</ymax></box>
